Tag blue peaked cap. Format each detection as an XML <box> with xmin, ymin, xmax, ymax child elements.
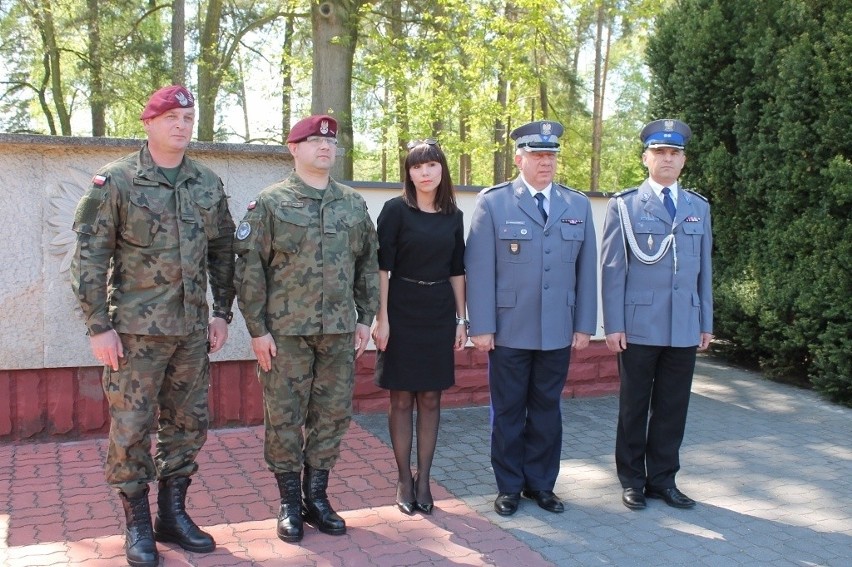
<box><xmin>640</xmin><ymin>119</ymin><xmax>692</xmax><ymax>149</ymax></box>
<box><xmin>510</xmin><ymin>120</ymin><xmax>563</xmax><ymax>152</ymax></box>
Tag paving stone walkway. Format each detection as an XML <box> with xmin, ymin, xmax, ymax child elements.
<box><xmin>2</xmin><ymin>355</ymin><xmax>850</xmax><ymax>566</ymax></box>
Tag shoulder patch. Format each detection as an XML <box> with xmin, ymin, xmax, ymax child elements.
<box><xmin>686</xmin><ymin>189</ymin><xmax>708</xmax><ymax>202</ymax></box>
<box><xmin>482</xmin><ymin>181</ymin><xmax>511</xmax><ymax>194</ymax></box>
<box><xmin>92</xmin><ymin>174</ymin><xmax>108</xmax><ymax>186</ymax></box>
<box><xmin>235</xmin><ymin>221</ymin><xmax>252</xmax><ymax>240</ymax></box>
<box><xmin>247</xmin><ymin>200</ymin><xmax>257</xmax><ymax>210</ymax></box>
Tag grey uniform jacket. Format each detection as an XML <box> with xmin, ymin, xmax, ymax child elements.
<box><xmin>465</xmin><ymin>178</ymin><xmax>598</xmax><ymax>351</ymax></box>
<box><xmin>600</xmin><ymin>180</ymin><xmax>713</xmax><ymax>347</ymax></box>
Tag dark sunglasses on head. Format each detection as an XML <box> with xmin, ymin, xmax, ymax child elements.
<box><xmin>406</xmin><ymin>138</ymin><xmax>439</xmax><ymax>150</ymax></box>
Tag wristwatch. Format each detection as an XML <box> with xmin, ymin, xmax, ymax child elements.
<box><xmin>456</xmin><ymin>317</ymin><xmax>469</xmax><ymax>327</ymax></box>
<box><xmin>212</xmin><ymin>310</ymin><xmax>233</xmax><ymax>324</ymax></box>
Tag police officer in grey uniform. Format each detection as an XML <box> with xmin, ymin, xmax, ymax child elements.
<box><xmin>601</xmin><ymin>119</ymin><xmax>713</xmax><ymax>511</ymax></box>
<box><xmin>465</xmin><ymin>120</ymin><xmax>598</xmax><ymax>517</ymax></box>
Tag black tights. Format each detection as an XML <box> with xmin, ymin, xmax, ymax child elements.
<box><xmin>388</xmin><ymin>390</ymin><xmax>441</xmax><ymax>504</ymax></box>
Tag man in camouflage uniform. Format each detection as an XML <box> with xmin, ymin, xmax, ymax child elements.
<box><xmin>234</xmin><ymin>114</ymin><xmax>378</xmax><ymax>542</ymax></box>
<box><xmin>70</xmin><ymin>85</ymin><xmax>235</xmax><ymax>567</ymax></box>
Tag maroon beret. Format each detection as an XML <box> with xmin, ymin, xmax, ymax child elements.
<box><xmin>140</xmin><ymin>85</ymin><xmax>195</xmax><ymax>120</ymax></box>
<box><xmin>286</xmin><ymin>115</ymin><xmax>338</xmax><ymax>143</ymax></box>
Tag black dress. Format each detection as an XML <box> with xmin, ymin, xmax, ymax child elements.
<box><xmin>374</xmin><ymin>196</ymin><xmax>465</xmax><ymax>392</ymax></box>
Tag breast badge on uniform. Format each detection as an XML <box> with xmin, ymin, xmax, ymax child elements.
<box><xmin>509</xmin><ymin>241</ymin><xmax>521</xmax><ymax>255</ymax></box>
<box><xmin>685</xmin><ymin>216</ymin><xmax>702</xmax><ymax>222</ymax></box>
<box><xmin>236</xmin><ymin>221</ymin><xmax>252</xmax><ymax>240</ymax></box>
<box><xmin>561</xmin><ymin>218</ymin><xmax>584</xmax><ymax>225</ymax></box>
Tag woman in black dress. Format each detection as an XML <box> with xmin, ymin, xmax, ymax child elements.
<box><xmin>371</xmin><ymin>140</ymin><xmax>467</xmax><ymax>515</ymax></box>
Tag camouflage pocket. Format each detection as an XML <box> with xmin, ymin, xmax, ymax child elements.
<box><xmin>192</xmin><ymin>191</ymin><xmax>221</xmax><ymax>239</ymax></box>
<box><xmin>272</xmin><ymin>206</ymin><xmax>311</xmax><ymax>254</ymax></box>
<box><xmin>122</xmin><ymin>190</ymin><xmax>164</xmax><ymax>247</ymax></box>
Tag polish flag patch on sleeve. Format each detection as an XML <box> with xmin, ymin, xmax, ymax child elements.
<box><xmin>92</xmin><ymin>174</ymin><xmax>107</xmax><ymax>186</ymax></box>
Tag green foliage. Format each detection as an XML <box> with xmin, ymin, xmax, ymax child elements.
<box><xmin>648</xmin><ymin>0</ymin><xmax>852</xmax><ymax>405</ymax></box>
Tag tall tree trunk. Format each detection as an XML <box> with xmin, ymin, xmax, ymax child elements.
<box><xmin>171</xmin><ymin>0</ymin><xmax>186</xmax><ymax>85</ymax></box>
<box><xmin>280</xmin><ymin>15</ymin><xmax>295</xmax><ymax>144</ymax></box>
<box><xmin>312</xmin><ymin>0</ymin><xmax>362</xmax><ymax>180</ymax></box>
<box><xmin>197</xmin><ymin>0</ymin><xmax>223</xmax><ymax>141</ymax></box>
<box><xmin>86</xmin><ymin>0</ymin><xmax>105</xmax><ymax>136</ymax></box>
<box><xmin>387</xmin><ymin>0</ymin><xmax>408</xmax><ymax>180</ymax></box>
<box><xmin>33</xmin><ymin>0</ymin><xmax>71</xmax><ymax>135</ymax></box>
<box><xmin>459</xmin><ymin>116</ymin><xmax>470</xmax><ymax>185</ymax></box>
<box><xmin>590</xmin><ymin>3</ymin><xmax>606</xmax><ymax>192</ymax></box>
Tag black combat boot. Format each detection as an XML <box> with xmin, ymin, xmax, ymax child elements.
<box><xmin>118</xmin><ymin>487</ymin><xmax>159</xmax><ymax>567</ymax></box>
<box><xmin>274</xmin><ymin>471</ymin><xmax>304</xmax><ymax>542</ymax></box>
<box><xmin>153</xmin><ymin>476</ymin><xmax>216</xmax><ymax>552</ymax></box>
<box><xmin>301</xmin><ymin>465</ymin><xmax>346</xmax><ymax>535</ymax></box>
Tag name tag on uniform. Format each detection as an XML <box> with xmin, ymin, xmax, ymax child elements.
<box><xmin>280</xmin><ymin>200</ymin><xmax>305</xmax><ymax>208</ymax></box>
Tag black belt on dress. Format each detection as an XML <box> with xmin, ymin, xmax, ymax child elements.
<box><xmin>396</xmin><ymin>276</ymin><xmax>448</xmax><ymax>286</ymax></box>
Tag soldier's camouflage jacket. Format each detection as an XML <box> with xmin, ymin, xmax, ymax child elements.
<box><xmin>234</xmin><ymin>173</ymin><xmax>379</xmax><ymax>337</ymax></box>
<box><xmin>70</xmin><ymin>143</ymin><xmax>236</xmax><ymax>336</ymax></box>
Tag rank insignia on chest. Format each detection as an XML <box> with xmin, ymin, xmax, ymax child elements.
<box><xmin>509</xmin><ymin>241</ymin><xmax>521</xmax><ymax>255</ymax></box>
<box><xmin>281</xmin><ymin>200</ymin><xmax>305</xmax><ymax>208</ymax></box>
<box><xmin>236</xmin><ymin>221</ymin><xmax>252</xmax><ymax>240</ymax></box>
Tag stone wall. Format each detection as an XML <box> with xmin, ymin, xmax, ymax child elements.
<box><xmin>0</xmin><ymin>134</ymin><xmax>618</xmax><ymax>441</ymax></box>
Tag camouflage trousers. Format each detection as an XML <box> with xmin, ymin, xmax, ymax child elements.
<box><xmin>261</xmin><ymin>332</ymin><xmax>355</xmax><ymax>473</ymax></box>
<box><xmin>103</xmin><ymin>330</ymin><xmax>210</xmax><ymax>495</ymax></box>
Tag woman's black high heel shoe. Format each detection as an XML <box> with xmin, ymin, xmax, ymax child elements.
<box><xmin>396</xmin><ymin>479</ymin><xmax>416</xmax><ymax>515</ymax></box>
<box><xmin>413</xmin><ymin>473</ymin><xmax>434</xmax><ymax>515</ymax></box>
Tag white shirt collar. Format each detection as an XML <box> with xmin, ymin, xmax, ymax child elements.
<box><xmin>648</xmin><ymin>179</ymin><xmax>679</xmax><ymax>203</ymax></box>
<box><xmin>520</xmin><ymin>174</ymin><xmax>552</xmax><ymax>205</ymax></box>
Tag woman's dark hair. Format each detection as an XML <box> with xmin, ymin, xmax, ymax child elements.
<box><xmin>402</xmin><ymin>141</ymin><xmax>458</xmax><ymax>214</ymax></box>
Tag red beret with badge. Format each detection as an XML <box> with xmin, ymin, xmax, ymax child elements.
<box><xmin>140</xmin><ymin>85</ymin><xmax>195</xmax><ymax>120</ymax></box>
<box><xmin>286</xmin><ymin>115</ymin><xmax>337</xmax><ymax>144</ymax></box>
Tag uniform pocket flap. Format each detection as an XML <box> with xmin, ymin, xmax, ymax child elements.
<box><xmin>625</xmin><ymin>290</ymin><xmax>654</xmax><ymax>305</ymax></box>
<box><xmin>498</xmin><ymin>225</ymin><xmax>533</xmax><ymax>240</ymax></box>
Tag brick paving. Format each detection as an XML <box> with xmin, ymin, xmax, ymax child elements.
<box><xmin>2</xmin><ymin>355</ymin><xmax>851</xmax><ymax>566</ymax></box>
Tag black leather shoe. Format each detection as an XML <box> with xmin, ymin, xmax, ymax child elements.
<box><xmin>522</xmin><ymin>490</ymin><xmax>564</xmax><ymax>513</ymax></box>
<box><xmin>621</xmin><ymin>488</ymin><xmax>646</xmax><ymax>510</ymax></box>
<box><xmin>396</xmin><ymin>479</ymin><xmax>416</xmax><ymax>516</ymax></box>
<box><xmin>494</xmin><ymin>492</ymin><xmax>520</xmax><ymax>516</ymax></box>
<box><xmin>645</xmin><ymin>486</ymin><xmax>696</xmax><ymax>509</ymax></box>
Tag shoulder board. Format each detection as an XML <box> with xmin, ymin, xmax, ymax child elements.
<box><xmin>686</xmin><ymin>189</ymin><xmax>708</xmax><ymax>202</ymax></box>
<box><xmin>554</xmin><ymin>183</ymin><xmax>585</xmax><ymax>196</ymax></box>
<box><xmin>613</xmin><ymin>187</ymin><xmax>639</xmax><ymax>198</ymax></box>
<box><xmin>481</xmin><ymin>181</ymin><xmax>511</xmax><ymax>194</ymax></box>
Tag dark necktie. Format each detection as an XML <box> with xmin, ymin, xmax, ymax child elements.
<box><xmin>534</xmin><ymin>192</ymin><xmax>548</xmax><ymax>222</ymax></box>
<box><xmin>662</xmin><ymin>187</ymin><xmax>676</xmax><ymax>219</ymax></box>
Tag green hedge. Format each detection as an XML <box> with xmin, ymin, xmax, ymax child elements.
<box><xmin>647</xmin><ymin>0</ymin><xmax>852</xmax><ymax>405</ymax></box>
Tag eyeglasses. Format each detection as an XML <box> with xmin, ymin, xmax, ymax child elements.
<box><xmin>406</xmin><ymin>138</ymin><xmax>438</xmax><ymax>150</ymax></box>
<box><xmin>305</xmin><ymin>136</ymin><xmax>338</xmax><ymax>146</ymax></box>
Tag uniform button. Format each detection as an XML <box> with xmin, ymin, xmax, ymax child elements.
<box><xmin>544</xmin><ymin>266</ymin><xmax>551</xmax><ymax>271</ymax></box>
<box><xmin>545</xmin><ymin>249</ymin><xmax>551</xmax><ymax>254</ymax></box>
<box><xmin>543</xmin><ymin>284</ymin><xmax>549</xmax><ymax>290</ymax></box>
<box><xmin>544</xmin><ymin>230</ymin><xmax>550</xmax><ymax>236</ymax></box>
<box><xmin>674</xmin><ymin>285</ymin><xmax>679</xmax><ymax>290</ymax></box>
